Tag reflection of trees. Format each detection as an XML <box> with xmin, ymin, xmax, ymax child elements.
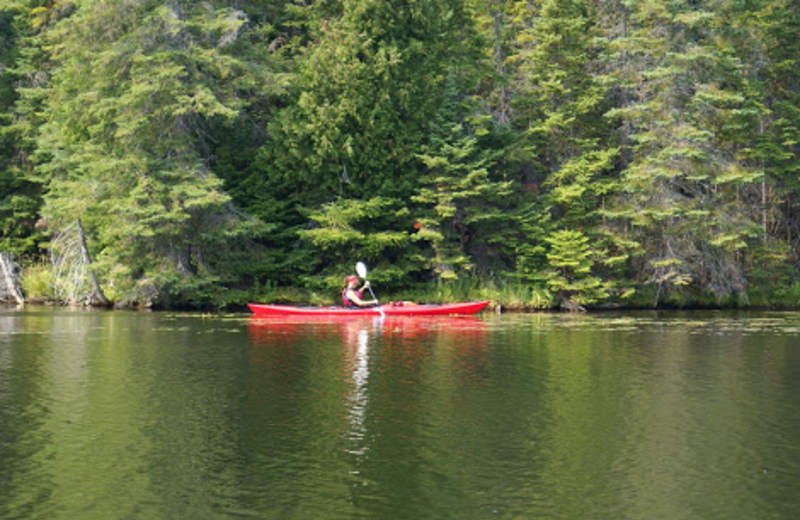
<box><xmin>1</xmin><ymin>310</ymin><xmax>256</xmax><ymax>518</ymax></box>
<box><xmin>247</xmin><ymin>316</ymin><xmax>493</xmax><ymax>516</ymax></box>
<box><xmin>529</xmin><ymin>318</ymin><xmax>799</xmax><ymax>520</ymax></box>
<box><xmin>5</xmin><ymin>311</ymin><xmax>793</xmax><ymax>518</ymax></box>
<box><xmin>533</xmin><ymin>326</ymin><xmax>637</xmax><ymax>518</ymax></box>
<box><xmin>0</xmin><ymin>311</ymin><xmax>54</xmax><ymax>516</ymax></box>
<box><xmin>343</xmin><ymin>317</ymin><xmax>493</xmax><ymax>516</ymax></box>
<box><xmin>0</xmin><ymin>311</ymin><xmax>160</xmax><ymax>517</ymax></box>
<box><xmin>611</xmin><ymin>326</ymin><xmax>791</xmax><ymax>520</ymax></box>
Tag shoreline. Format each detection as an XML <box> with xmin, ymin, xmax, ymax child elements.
<box><xmin>5</xmin><ymin>299</ymin><xmax>800</xmax><ymax>314</ymax></box>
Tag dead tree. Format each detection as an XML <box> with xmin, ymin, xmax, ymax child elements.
<box><xmin>0</xmin><ymin>252</ymin><xmax>24</xmax><ymax>304</ymax></box>
<box><xmin>76</xmin><ymin>219</ymin><xmax>110</xmax><ymax>306</ymax></box>
<box><xmin>50</xmin><ymin>220</ymin><xmax>110</xmax><ymax>306</ymax></box>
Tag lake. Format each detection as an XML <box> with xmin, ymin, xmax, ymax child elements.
<box><xmin>1</xmin><ymin>307</ymin><xmax>799</xmax><ymax>520</ymax></box>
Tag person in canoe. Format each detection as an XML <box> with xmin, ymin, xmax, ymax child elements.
<box><xmin>342</xmin><ymin>275</ymin><xmax>379</xmax><ymax>307</ymax></box>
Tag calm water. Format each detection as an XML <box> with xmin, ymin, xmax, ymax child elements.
<box><xmin>1</xmin><ymin>307</ymin><xmax>799</xmax><ymax>520</ymax></box>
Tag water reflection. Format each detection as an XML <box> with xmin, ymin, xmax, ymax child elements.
<box><xmin>0</xmin><ymin>309</ymin><xmax>256</xmax><ymax>519</ymax></box>
<box><xmin>246</xmin><ymin>315</ymin><xmax>492</xmax><ymax>516</ymax></box>
<box><xmin>343</xmin><ymin>323</ymin><xmax>370</xmax><ymax>447</ymax></box>
<box><xmin>2</xmin><ymin>309</ymin><xmax>800</xmax><ymax>520</ymax></box>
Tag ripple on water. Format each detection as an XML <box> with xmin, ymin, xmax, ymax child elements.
<box><xmin>2</xmin><ymin>310</ymin><xmax>800</xmax><ymax>520</ymax></box>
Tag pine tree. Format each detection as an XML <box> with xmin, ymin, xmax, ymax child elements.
<box><xmin>708</xmin><ymin>0</ymin><xmax>800</xmax><ymax>285</ymax></box>
<box><xmin>256</xmin><ymin>0</ymin><xmax>487</xmax><ymax>286</ymax></box>
<box><xmin>298</xmin><ymin>196</ymin><xmax>411</xmax><ymax>291</ymax></box>
<box><xmin>0</xmin><ymin>0</ymin><xmax>47</xmax><ymax>257</ymax></box>
<box><xmin>412</xmin><ymin>79</ymin><xmax>512</xmax><ymax>281</ymax></box>
<box><xmin>265</xmin><ymin>0</ymin><xmax>477</xmax><ymax>202</ymax></box>
<box><xmin>602</xmin><ymin>0</ymin><xmax>761</xmax><ymax>303</ymax></box>
<box><xmin>503</xmin><ymin>0</ymin><xmax>619</xmax><ymax>297</ymax></box>
<box><xmin>544</xmin><ymin>229</ymin><xmax>608</xmax><ymax>308</ymax></box>
<box><xmin>509</xmin><ymin>0</ymin><xmax>610</xmax><ymax>183</ymax></box>
<box><xmin>32</xmin><ymin>0</ymin><xmax>276</xmax><ymax>305</ymax></box>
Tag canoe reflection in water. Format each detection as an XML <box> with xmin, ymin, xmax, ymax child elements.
<box><xmin>246</xmin><ymin>315</ymin><xmax>490</xmax><ymax>455</ymax></box>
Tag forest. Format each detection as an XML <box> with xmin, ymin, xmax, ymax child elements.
<box><xmin>1</xmin><ymin>0</ymin><xmax>800</xmax><ymax>310</ymax></box>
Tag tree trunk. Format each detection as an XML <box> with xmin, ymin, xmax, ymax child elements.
<box><xmin>761</xmin><ymin>180</ymin><xmax>768</xmax><ymax>244</ymax></box>
<box><xmin>76</xmin><ymin>219</ymin><xmax>110</xmax><ymax>306</ymax></box>
<box><xmin>493</xmin><ymin>8</ymin><xmax>509</xmax><ymax>126</ymax></box>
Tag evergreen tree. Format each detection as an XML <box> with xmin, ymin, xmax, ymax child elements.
<box><xmin>0</xmin><ymin>1</ymin><xmax>47</xmax><ymax>257</ymax></box>
<box><xmin>761</xmin><ymin>1</ymin><xmax>800</xmax><ymax>274</ymax></box>
<box><xmin>544</xmin><ymin>229</ymin><xmax>608</xmax><ymax>308</ymax></box>
<box><xmin>299</xmin><ymin>196</ymin><xmax>411</xmax><ymax>291</ymax></box>
<box><xmin>503</xmin><ymin>0</ymin><xmax>620</xmax><ymax>297</ymax></box>
<box><xmin>509</xmin><ymin>0</ymin><xmax>609</xmax><ymax>187</ymax></box>
<box><xmin>3</xmin><ymin>0</ymin><xmax>800</xmax><ymax>307</ymax></box>
<box><xmin>32</xmin><ymin>0</ymin><xmax>277</xmax><ymax>305</ymax></box>
<box><xmin>412</xmin><ymin>79</ymin><xmax>512</xmax><ymax>281</ymax></box>
<box><xmin>708</xmin><ymin>0</ymin><xmax>800</xmax><ymax>285</ymax></box>
<box><xmin>256</xmin><ymin>0</ymin><xmax>485</xmax><ymax>285</ymax></box>
<box><xmin>467</xmin><ymin>0</ymin><xmax>516</xmax><ymax>127</ymax></box>
<box><xmin>265</xmin><ymin>0</ymin><xmax>477</xmax><ymax>201</ymax></box>
<box><xmin>602</xmin><ymin>0</ymin><xmax>761</xmax><ymax>303</ymax></box>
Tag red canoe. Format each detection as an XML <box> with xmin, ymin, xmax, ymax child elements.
<box><xmin>248</xmin><ymin>300</ymin><xmax>490</xmax><ymax>317</ymax></box>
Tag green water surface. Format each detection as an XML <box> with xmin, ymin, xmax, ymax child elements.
<box><xmin>1</xmin><ymin>308</ymin><xmax>799</xmax><ymax>519</ymax></box>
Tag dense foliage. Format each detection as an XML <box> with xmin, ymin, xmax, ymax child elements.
<box><xmin>1</xmin><ymin>0</ymin><xmax>800</xmax><ymax>309</ymax></box>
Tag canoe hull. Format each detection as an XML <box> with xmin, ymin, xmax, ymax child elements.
<box><xmin>248</xmin><ymin>300</ymin><xmax>490</xmax><ymax>317</ymax></box>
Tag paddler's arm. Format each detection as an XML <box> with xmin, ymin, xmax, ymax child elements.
<box><xmin>346</xmin><ymin>288</ymin><xmax>378</xmax><ymax>307</ymax></box>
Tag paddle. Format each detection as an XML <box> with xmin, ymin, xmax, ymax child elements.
<box><xmin>356</xmin><ymin>262</ymin><xmax>384</xmax><ymax>316</ymax></box>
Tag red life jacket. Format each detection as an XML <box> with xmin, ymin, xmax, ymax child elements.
<box><xmin>342</xmin><ymin>288</ymin><xmax>362</xmax><ymax>307</ymax></box>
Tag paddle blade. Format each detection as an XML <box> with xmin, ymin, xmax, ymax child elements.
<box><xmin>356</xmin><ymin>262</ymin><xmax>368</xmax><ymax>279</ymax></box>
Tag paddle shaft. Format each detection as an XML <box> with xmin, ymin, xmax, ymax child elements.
<box><xmin>356</xmin><ymin>262</ymin><xmax>383</xmax><ymax>316</ymax></box>
<box><xmin>366</xmin><ymin>284</ymin><xmax>379</xmax><ymax>304</ymax></box>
